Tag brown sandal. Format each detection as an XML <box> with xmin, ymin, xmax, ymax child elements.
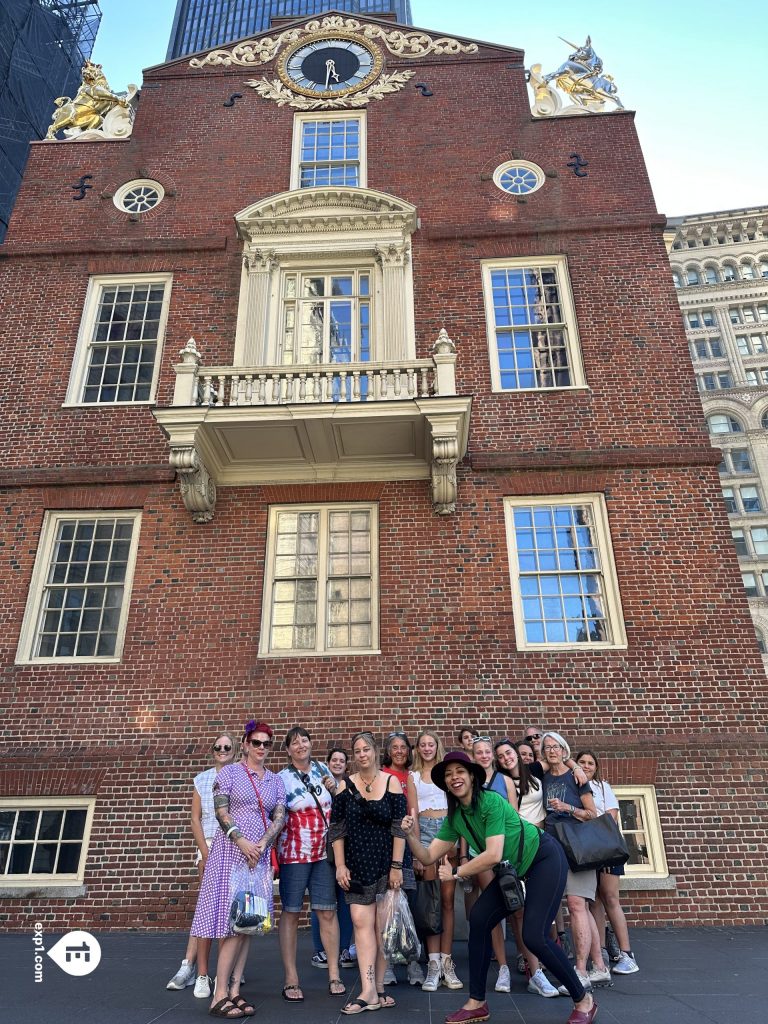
<box><xmin>231</xmin><ymin>996</ymin><xmax>255</xmax><ymax>1016</ymax></box>
<box><xmin>209</xmin><ymin>998</ymin><xmax>244</xmax><ymax>1018</ymax></box>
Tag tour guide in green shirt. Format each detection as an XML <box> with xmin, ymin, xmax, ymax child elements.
<box><xmin>401</xmin><ymin>751</ymin><xmax>597</xmax><ymax>1024</ymax></box>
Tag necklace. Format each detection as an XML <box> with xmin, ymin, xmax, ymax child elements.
<box><xmin>359</xmin><ymin>770</ymin><xmax>379</xmax><ymax>793</ymax></box>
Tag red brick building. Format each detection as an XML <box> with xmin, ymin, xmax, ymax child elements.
<box><xmin>1</xmin><ymin>11</ymin><xmax>766</xmax><ymax>930</ymax></box>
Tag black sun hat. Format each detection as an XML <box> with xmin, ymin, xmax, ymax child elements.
<box><xmin>432</xmin><ymin>750</ymin><xmax>486</xmax><ymax>793</ymax></box>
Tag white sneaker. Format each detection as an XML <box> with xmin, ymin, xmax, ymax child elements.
<box><xmin>558</xmin><ymin>970</ymin><xmax>592</xmax><ymax>996</ymax></box>
<box><xmin>383</xmin><ymin>965</ymin><xmax>397</xmax><ymax>986</ymax></box>
<box><xmin>612</xmin><ymin>952</ymin><xmax>639</xmax><ymax>975</ymax></box>
<box><xmin>422</xmin><ymin>959</ymin><xmax>441</xmax><ymax>992</ymax></box>
<box><xmin>441</xmin><ymin>956</ymin><xmax>463</xmax><ymax>989</ymax></box>
<box><xmin>494</xmin><ymin>964</ymin><xmax>511</xmax><ymax>993</ymax></box>
<box><xmin>587</xmin><ymin>965</ymin><xmax>613</xmax><ymax>987</ymax></box>
<box><xmin>527</xmin><ymin>968</ymin><xmax>559</xmax><ymax>998</ymax></box>
<box><xmin>407</xmin><ymin>961</ymin><xmax>425</xmax><ymax>986</ymax></box>
<box><xmin>193</xmin><ymin>975</ymin><xmax>211</xmax><ymax>999</ymax></box>
<box><xmin>166</xmin><ymin>959</ymin><xmax>196</xmax><ymax>990</ymax></box>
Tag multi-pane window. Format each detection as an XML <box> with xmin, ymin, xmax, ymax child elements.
<box><xmin>707</xmin><ymin>414</ymin><xmax>743</xmax><ymax>434</ymax></box>
<box><xmin>731</xmin><ymin>527</ymin><xmax>768</xmax><ymax>558</ymax></box>
<box><xmin>698</xmin><ymin>372</ymin><xmax>732</xmax><ymax>391</ymax></box>
<box><xmin>723</xmin><ymin>485</ymin><xmax>762</xmax><ymax>515</ymax></box>
<box><xmin>751</xmin><ymin>528</ymin><xmax>768</xmax><ymax>555</ymax></box>
<box><xmin>504</xmin><ymin>495</ymin><xmax>625</xmax><ymax>649</ymax></box>
<box><xmin>612</xmin><ymin>786</ymin><xmax>668</xmax><ymax>879</ymax></box>
<box><xmin>483</xmin><ymin>258</ymin><xmax>583</xmax><ymax>392</ymax></box>
<box><xmin>280</xmin><ymin>271</ymin><xmax>370</xmax><ymax>366</ymax></box>
<box><xmin>730</xmin><ymin>449</ymin><xmax>753</xmax><ymax>473</ymax></box>
<box><xmin>67</xmin><ymin>275</ymin><xmax>171</xmax><ymax>405</ymax></box>
<box><xmin>737</xmin><ymin>334</ymin><xmax>768</xmax><ymax>355</ymax></box>
<box><xmin>692</xmin><ymin>338</ymin><xmax>724</xmax><ymax>360</ymax></box>
<box><xmin>742</xmin><ymin>572</ymin><xmax>759</xmax><ymax>597</ymax></box>
<box><xmin>17</xmin><ymin>512</ymin><xmax>140</xmax><ymax>663</ymax></box>
<box><xmin>0</xmin><ymin>799</ymin><xmax>95</xmax><ymax>884</ymax></box>
<box><xmin>744</xmin><ymin>369</ymin><xmax>768</xmax><ymax>386</ymax></box>
<box><xmin>295</xmin><ymin>115</ymin><xmax>362</xmax><ymax>187</ymax></box>
<box><xmin>686</xmin><ymin>309</ymin><xmax>714</xmax><ymax>329</ymax></box>
<box><xmin>731</xmin><ymin>528</ymin><xmax>748</xmax><ymax>556</ymax></box>
<box><xmin>261</xmin><ymin>504</ymin><xmax>378</xmax><ymax>656</ymax></box>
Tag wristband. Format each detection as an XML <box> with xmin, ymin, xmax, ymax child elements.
<box><xmin>226</xmin><ymin>825</ymin><xmax>238</xmax><ymax>837</ymax></box>
<box><xmin>390</xmin><ymin>861</ymin><xmax>403</xmax><ymax>869</ymax></box>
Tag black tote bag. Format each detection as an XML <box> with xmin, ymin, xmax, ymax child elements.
<box><xmin>552</xmin><ymin>812</ymin><xmax>629</xmax><ymax>872</ymax></box>
<box><xmin>411</xmin><ymin>877</ymin><xmax>442</xmax><ymax>935</ymax></box>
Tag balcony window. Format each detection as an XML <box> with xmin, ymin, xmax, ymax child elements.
<box><xmin>280</xmin><ymin>271</ymin><xmax>370</xmax><ymax>367</ymax></box>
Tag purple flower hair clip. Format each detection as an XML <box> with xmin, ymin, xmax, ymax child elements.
<box><xmin>244</xmin><ymin>719</ymin><xmax>257</xmax><ymax>736</ymax></box>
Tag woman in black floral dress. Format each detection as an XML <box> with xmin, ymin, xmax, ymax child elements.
<box><xmin>330</xmin><ymin>732</ymin><xmax>408</xmax><ymax>1015</ymax></box>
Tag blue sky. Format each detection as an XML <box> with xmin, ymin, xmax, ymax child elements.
<box><xmin>90</xmin><ymin>0</ymin><xmax>768</xmax><ymax>217</ymax></box>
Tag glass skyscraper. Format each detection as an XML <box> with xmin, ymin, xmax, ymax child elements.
<box><xmin>0</xmin><ymin>0</ymin><xmax>101</xmax><ymax>242</ymax></box>
<box><xmin>167</xmin><ymin>1</ymin><xmax>413</xmax><ymax>61</ymax></box>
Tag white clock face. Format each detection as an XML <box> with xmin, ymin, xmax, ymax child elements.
<box><xmin>278</xmin><ymin>34</ymin><xmax>382</xmax><ymax>98</ymax></box>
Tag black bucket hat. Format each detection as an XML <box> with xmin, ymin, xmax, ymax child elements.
<box><xmin>432</xmin><ymin>750</ymin><xmax>486</xmax><ymax>793</ymax></box>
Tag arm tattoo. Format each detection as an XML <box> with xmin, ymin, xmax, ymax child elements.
<box><xmin>214</xmin><ymin>792</ymin><xmax>235</xmax><ymax>833</ymax></box>
<box><xmin>260</xmin><ymin>802</ymin><xmax>286</xmax><ymax>847</ymax></box>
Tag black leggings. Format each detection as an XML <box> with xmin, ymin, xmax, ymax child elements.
<box><xmin>467</xmin><ymin>832</ymin><xmax>586</xmax><ymax>1002</ymax></box>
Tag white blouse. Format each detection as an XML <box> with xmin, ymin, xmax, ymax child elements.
<box><xmin>411</xmin><ymin>770</ymin><xmax>448</xmax><ymax>813</ymax></box>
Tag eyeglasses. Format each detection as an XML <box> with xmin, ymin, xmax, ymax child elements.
<box><xmin>213</xmin><ymin>744</ymin><xmax>232</xmax><ymax>753</ymax></box>
<box><xmin>249</xmin><ymin>738</ymin><xmax>272</xmax><ymax>748</ymax></box>
<box><xmin>542</xmin><ymin>745</ymin><xmax>562</xmax><ymax>753</ymax></box>
<box><xmin>525</xmin><ymin>733</ymin><xmax>541</xmax><ymax>741</ymax></box>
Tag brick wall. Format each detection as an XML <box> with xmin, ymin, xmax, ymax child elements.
<box><xmin>0</xmin><ymin>18</ymin><xmax>766</xmax><ymax>930</ymax></box>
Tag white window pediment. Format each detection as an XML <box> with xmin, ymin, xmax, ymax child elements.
<box><xmin>233</xmin><ymin>187</ymin><xmax>418</xmax><ymax>366</ymax></box>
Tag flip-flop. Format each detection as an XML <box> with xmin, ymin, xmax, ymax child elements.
<box><xmin>341</xmin><ymin>998</ymin><xmax>381</xmax><ymax>1015</ymax></box>
<box><xmin>282</xmin><ymin>985</ymin><xmax>304</xmax><ymax>1002</ymax></box>
<box><xmin>209</xmin><ymin>998</ymin><xmax>244</xmax><ymax>1018</ymax></box>
<box><xmin>329</xmin><ymin>978</ymin><xmax>347</xmax><ymax>996</ymax></box>
<box><xmin>230</xmin><ymin>996</ymin><xmax>255</xmax><ymax>1016</ymax></box>
<box><xmin>377</xmin><ymin>993</ymin><xmax>396</xmax><ymax>1008</ymax></box>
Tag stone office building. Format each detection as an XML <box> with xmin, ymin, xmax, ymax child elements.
<box><xmin>1</xmin><ymin>11</ymin><xmax>766</xmax><ymax>929</ymax></box>
<box><xmin>666</xmin><ymin>208</ymin><xmax>768</xmax><ymax>674</ymax></box>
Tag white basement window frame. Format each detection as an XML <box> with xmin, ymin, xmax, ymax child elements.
<box><xmin>0</xmin><ymin>797</ymin><xmax>96</xmax><ymax>887</ymax></box>
<box><xmin>612</xmin><ymin>784</ymin><xmax>669</xmax><ymax>879</ymax></box>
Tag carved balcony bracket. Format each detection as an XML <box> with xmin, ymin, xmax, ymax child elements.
<box><xmin>425</xmin><ymin>412</ymin><xmax>463</xmax><ymax>515</ymax></box>
<box><xmin>170</xmin><ymin>445</ymin><xmax>217</xmax><ymax>524</ymax></box>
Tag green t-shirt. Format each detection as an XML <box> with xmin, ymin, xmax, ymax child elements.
<box><xmin>436</xmin><ymin>789</ymin><xmax>540</xmax><ymax>876</ymax></box>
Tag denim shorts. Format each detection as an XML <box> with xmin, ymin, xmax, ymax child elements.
<box><xmin>279</xmin><ymin>859</ymin><xmax>337</xmax><ymax>913</ymax></box>
<box><xmin>419</xmin><ymin>815</ymin><xmax>446</xmax><ymax>848</ymax></box>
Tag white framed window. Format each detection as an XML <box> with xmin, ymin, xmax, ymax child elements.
<box><xmin>280</xmin><ymin>269</ymin><xmax>370</xmax><ymax>366</ymax></box>
<box><xmin>698</xmin><ymin>371</ymin><xmax>732</xmax><ymax>391</ymax></box>
<box><xmin>65</xmin><ymin>274</ymin><xmax>172</xmax><ymax>405</ymax></box>
<box><xmin>692</xmin><ymin>337</ymin><xmax>724</xmax><ymax>360</ymax></box>
<box><xmin>707</xmin><ymin>414</ymin><xmax>743</xmax><ymax>434</ymax></box>
<box><xmin>722</xmin><ymin>485</ymin><xmax>762</xmax><ymax>515</ymax></box>
<box><xmin>612</xmin><ymin>785</ymin><xmax>668</xmax><ymax>879</ymax></box>
<box><xmin>260</xmin><ymin>503</ymin><xmax>379</xmax><ymax>657</ymax></box>
<box><xmin>113</xmin><ymin>179</ymin><xmax>165</xmax><ymax>214</ymax></box>
<box><xmin>291</xmin><ymin>112</ymin><xmax>366</xmax><ymax>189</ymax></box>
<box><xmin>0</xmin><ymin>798</ymin><xmax>95</xmax><ymax>886</ymax></box>
<box><xmin>503</xmin><ymin>494</ymin><xmax>626</xmax><ymax>650</ymax></box>
<box><xmin>492</xmin><ymin>160</ymin><xmax>545</xmax><ymax>196</ymax></box>
<box><xmin>483</xmin><ymin>257</ymin><xmax>585</xmax><ymax>392</ymax></box>
<box><xmin>16</xmin><ymin>511</ymin><xmax>141</xmax><ymax>664</ymax></box>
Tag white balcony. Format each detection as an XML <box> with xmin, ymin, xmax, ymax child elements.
<box><xmin>153</xmin><ymin>331</ymin><xmax>472</xmax><ymax>523</ymax></box>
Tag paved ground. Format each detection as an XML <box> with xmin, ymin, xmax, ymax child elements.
<box><xmin>4</xmin><ymin>926</ymin><xmax>767</xmax><ymax>1024</ymax></box>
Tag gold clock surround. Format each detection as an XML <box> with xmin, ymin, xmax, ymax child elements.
<box><xmin>276</xmin><ymin>30</ymin><xmax>383</xmax><ymax>100</ymax></box>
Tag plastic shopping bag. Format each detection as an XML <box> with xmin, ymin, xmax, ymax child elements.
<box><xmin>380</xmin><ymin>888</ymin><xmax>421</xmax><ymax>965</ymax></box>
<box><xmin>229</xmin><ymin>861</ymin><xmax>273</xmax><ymax>936</ymax></box>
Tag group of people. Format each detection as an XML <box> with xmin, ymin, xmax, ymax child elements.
<box><xmin>165</xmin><ymin>720</ymin><xmax>639</xmax><ymax>1024</ymax></box>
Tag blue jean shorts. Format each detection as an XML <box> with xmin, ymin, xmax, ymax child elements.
<box><xmin>279</xmin><ymin>859</ymin><xmax>337</xmax><ymax>913</ymax></box>
<box><xmin>419</xmin><ymin>815</ymin><xmax>446</xmax><ymax>848</ymax></box>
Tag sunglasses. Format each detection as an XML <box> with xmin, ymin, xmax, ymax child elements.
<box><xmin>494</xmin><ymin>738</ymin><xmax>515</xmax><ymax>750</ymax></box>
<box><xmin>300</xmin><ymin>772</ymin><xmax>323</xmax><ymax>796</ymax></box>
<box><xmin>525</xmin><ymin>733</ymin><xmax>542</xmax><ymax>741</ymax></box>
<box><xmin>213</xmin><ymin>744</ymin><xmax>232</xmax><ymax>753</ymax></box>
<box><xmin>249</xmin><ymin>738</ymin><xmax>272</xmax><ymax>748</ymax></box>
<box><xmin>473</xmin><ymin>735</ymin><xmax>492</xmax><ymax>744</ymax></box>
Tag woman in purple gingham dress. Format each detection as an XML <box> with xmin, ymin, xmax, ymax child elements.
<box><xmin>192</xmin><ymin>721</ymin><xmax>286</xmax><ymax>1018</ymax></box>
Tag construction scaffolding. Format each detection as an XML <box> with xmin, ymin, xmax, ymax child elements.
<box><xmin>0</xmin><ymin>0</ymin><xmax>102</xmax><ymax>241</ymax></box>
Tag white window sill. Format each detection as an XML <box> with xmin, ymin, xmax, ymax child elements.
<box><xmin>0</xmin><ymin>884</ymin><xmax>87</xmax><ymax>898</ymax></box>
<box><xmin>619</xmin><ymin>875</ymin><xmax>676</xmax><ymax>891</ymax></box>
<box><xmin>258</xmin><ymin>649</ymin><xmax>382</xmax><ymax>659</ymax></box>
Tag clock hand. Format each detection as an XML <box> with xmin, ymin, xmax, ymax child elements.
<box><xmin>325</xmin><ymin>58</ymin><xmax>340</xmax><ymax>89</ymax></box>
